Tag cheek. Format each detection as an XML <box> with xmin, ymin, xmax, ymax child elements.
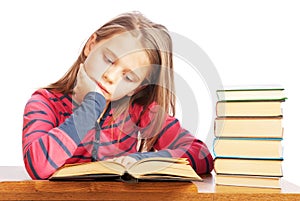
<box><xmin>110</xmin><ymin>82</ymin><xmax>143</xmax><ymax>101</ymax></box>
<box><xmin>115</xmin><ymin>82</ymin><xmax>140</xmax><ymax>95</ymax></box>
<box><xmin>84</xmin><ymin>54</ymin><xmax>107</xmax><ymax>79</ymax></box>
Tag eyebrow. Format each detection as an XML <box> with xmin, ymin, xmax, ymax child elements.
<box><xmin>104</xmin><ymin>47</ymin><xmax>142</xmax><ymax>82</ymax></box>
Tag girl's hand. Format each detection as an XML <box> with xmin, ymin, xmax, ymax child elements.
<box><xmin>73</xmin><ymin>63</ymin><xmax>103</xmax><ymax>104</ymax></box>
<box><xmin>107</xmin><ymin>156</ymin><xmax>137</xmax><ymax>168</ymax></box>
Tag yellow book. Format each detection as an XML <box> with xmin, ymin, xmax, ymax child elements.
<box><xmin>216</xmin><ymin>87</ymin><xmax>286</xmax><ymax>101</ymax></box>
<box><xmin>216</xmin><ymin>101</ymin><xmax>284</xmax><ymax>117</ymax></box>
<box><xmin>215</xmin><ymin>174</ymin><xmax>281</xmax><ymax>189</ymax></box>
<box><xmin>213</xmin><ymin>138</ymin><xmax>282</xmax><ymax>159</ymax></box>
<box><xmin>214</xmin><ymin>158</ymin><xmax>283</xmax><ymax>177</ymax></box>
<box><xmin>214</xmin><ymin>117</ymin><xmax>283</xmax><ymax>138</ymax></box>
<box><xmin>49</xmin><ymin>157</ymin><xmax>202</xmax><ymax>182</ymax></box>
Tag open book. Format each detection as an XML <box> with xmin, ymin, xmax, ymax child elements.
<box><xmin>49</xmin><ymin>157</ymin><xmax>202</xmax><ymax>182</ymax></box>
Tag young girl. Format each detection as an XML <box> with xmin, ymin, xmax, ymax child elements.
<box><xmin>22</xmin><ymin>12</ymin><xmax>214</xmax><ymax>179</ymax></box>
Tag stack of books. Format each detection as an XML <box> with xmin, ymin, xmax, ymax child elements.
<box><xmin>213</xmin><ymin>86</ymin><xmax>287</xmax><ymax>188</ymax></box>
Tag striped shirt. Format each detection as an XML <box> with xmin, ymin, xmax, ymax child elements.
<box><xmin>22</xmin><ymin>89</ymin><xmax>213</xmax><ymax>179</ymax></box>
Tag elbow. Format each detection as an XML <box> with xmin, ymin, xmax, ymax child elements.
<box><xmin>196</xmin><ymin>149</ymin><xmax>214</xmax><ymax>174</ymax></box>
<box><xmin>23</xmin><ymin>151</ymin><xmax>56</xmax><ymax>180</ymax></box>
<box><xmin>185</xmin><ymin>140</ymin><xmax>214</xmax><ymax>174</ymax></box>
<box><xmin>205</xmin><ymin>152</ymin><xmax>214</xmax><ymax>174</ymax></box>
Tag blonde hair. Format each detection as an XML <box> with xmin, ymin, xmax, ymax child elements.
<box><xmin>45</xmin><ymin>11</ymin><xmax>175</xmax><ymax>151</ymax></box>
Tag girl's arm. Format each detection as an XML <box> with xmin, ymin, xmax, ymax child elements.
<box><xmin>128</xmin><ymin>104</ymin><xmax>214</xmax><ymax>175</ymax></box>
<box><xmin>22</xmin><ymin>90</ymin><xmax>105</xmax><ymax>179</ymax></box>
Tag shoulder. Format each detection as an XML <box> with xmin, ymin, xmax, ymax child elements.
<box><xmin>26</xmin><ymin>88</ymin><xmax>54</xmax><ymax>104</ymax></box>
<box><xmin>26</xmin><ymin>88</ymin><xmax>73</xmax><ymax>110</ymax></box>
<box><xmin>31</xmin><ymin>88</ymin><xmax>62</xmax><ymax>99</ymax></box>
<box><xmin>31</xmin><ymin>89</ymin><xmax>71</xmax><ymax>101</ymax></box>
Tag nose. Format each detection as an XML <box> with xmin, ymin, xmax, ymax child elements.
<box><xmin>102</xmin><ymin>65</ymin><xmax>121</xmax><ymax>85</ymax></box>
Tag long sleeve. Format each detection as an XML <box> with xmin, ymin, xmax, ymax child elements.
<box><xmin>154</xmin><ymin>117</ymin><xmax>214</xmax><ymax>174</ymax></box>
<box><xmin>128</xmin><ymin>103</ymin><xmax>214</xmax><ymax>175</ymax></box>
<box><xmin>22</xmin><ymin>90</ymin><xmax>105</xmax><ymax>179</ymax></box>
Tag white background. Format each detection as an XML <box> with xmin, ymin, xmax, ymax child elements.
<box><xmin>1</xmin><ymin>0</ymin><xmax>299</xmax><ymax>186</ymax></box>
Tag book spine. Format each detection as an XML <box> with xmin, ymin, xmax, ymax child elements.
<box><xmin>215</xmin><ymin>101</ymin><xmax>284</xmax><ymax>117</ymax></box>
<box><xmin>212</xmin><ymin>138</ymin><xmax>283</xmax><ymax>160</ymax></box>
<box><xmin>213</xmin><ymin>87</ymin><xmax>286</xmax><ymax>186</ymax></box>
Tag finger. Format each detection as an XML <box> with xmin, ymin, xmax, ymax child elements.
<box><xmin>123</xmin><ymin>160</ymin><xmax>132</xmax><ymax>167</ymax></box>
<box><xmin>114</xmin><ymin>156</ymin><xmax>125</xmax><ymax>164</ymax></box>
<box><xmin>123</xmin><ymin>157</ymin><xmax>136</xmax><ymax>168</ymax></box>
<box><xmin>77</xmin><ymin>63</ymin><xmax>85</xmax><ymax>79</ymax></box>
<box><xmin>79</xmin><ymin>63</ymin><xmax>86</xmax><ymax>75</ymax></box>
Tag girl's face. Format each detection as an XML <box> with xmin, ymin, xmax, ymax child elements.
<box><xmin>84</xmin><ymin>32</ymin><xmax>151</xmax><ymax>101</ymax></box>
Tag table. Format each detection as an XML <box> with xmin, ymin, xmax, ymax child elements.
<box><xmin>1</xmin><ymin>166</ymin><xmax>300</xmax><ymax>200</ymax></box>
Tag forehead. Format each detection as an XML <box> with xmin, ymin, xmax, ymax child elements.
<box><xmin>94</xmin><ymin>32</ymin><xmax>150</xmax><ymax>70</ymax></box>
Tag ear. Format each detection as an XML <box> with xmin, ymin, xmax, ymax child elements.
<box><xmin>84</xmin><ymin>33</ymin><xmax>97</xmax><ymax>57</ymax></box>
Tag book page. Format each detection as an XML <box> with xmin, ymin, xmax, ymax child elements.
<box><xmin>128</xmin><ymin>157</ymin><xmax>188</xmax><ymax>168</ymax></box>
<box><xmin>127</xmin><ymin>158</ymin><xmax>201</xmax><ymax>180</ymax></box>
<box><xmin>51</xmin><ymin>161</ymin><xmax>125</xmax><ymax>178</ymax></box>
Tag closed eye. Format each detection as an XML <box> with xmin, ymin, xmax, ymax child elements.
<box><xmin>124</xmin><ymin>72</ymin><xmax>139</xmax><ymax>82</ymax></box>
<box><xmin>103</xmin><ymin>54</ymin><xmax>114</xmax><ymax>64</ymax></box>
<box><xmin>125</xmin><ymin>76</ymin><xmax>133</xmax><ymax>82</ymax></box>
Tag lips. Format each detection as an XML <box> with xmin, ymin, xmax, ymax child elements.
<box><xmin>96</xmin><ymin>81</ymin><xmax>110</xmax><ymax>94</ymax></box>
